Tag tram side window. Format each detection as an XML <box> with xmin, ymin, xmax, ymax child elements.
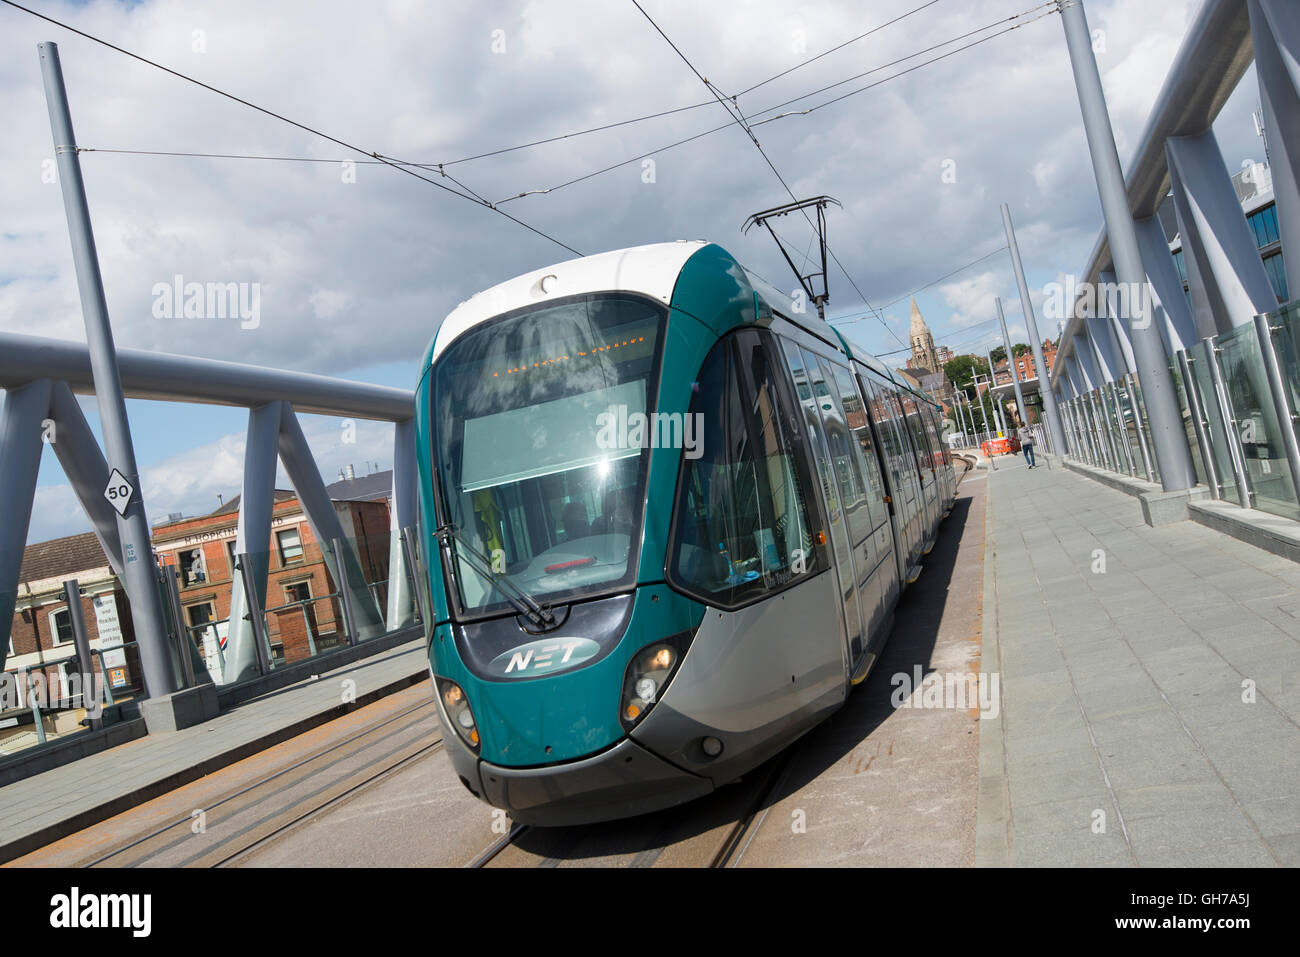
<box><xmin>829</xmin><ymin>362</ymin><xmax>888</xmax><ymax>531</ymax></box>
<box><xmin>863</xmin><ymin>376</ymin><xmax>909</xmax><ymax>498</ymax></box>
<box><xmin>905</xmin><ymin>398</ymin><xmax>935</xmax><ymax>476</ymax></box>
<box><xmin>668</xmin><ymin>332</ymin><xmax>820</xmax><ymax>608</ymax></box>
<box><xmin>924</xmin><ymin>406</ymin><xmax>948</xmax><ymax>466</ymax></box>
<box><xmin>808</xmin><ymin>355</ymin><xmax>876</xmax><ymax>543</ymax></box>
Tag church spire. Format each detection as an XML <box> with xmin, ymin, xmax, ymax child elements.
<box><xmin>909</xmin><ymin>297</ymin><xmax>939</xmax><ymax>372</ymax></box>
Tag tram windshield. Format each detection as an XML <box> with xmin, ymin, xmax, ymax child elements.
<box><xmin>431</xmin><ymin>293</ymin><xmax>666</xmax><ymax>618</ymax></box>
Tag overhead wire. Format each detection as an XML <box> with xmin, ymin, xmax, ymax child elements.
<box><xmin>493</xmin><ymin>3</ymin><xmax>1055</xmax><ymax>219</ymax></box>
<box><xmin>631</xmin><ymin>0</ymin><xmax>904</xmax><ymax>346</ymax></box>
<box><xmin>0</xmin><ymin>0</ymin><xmax>582</xmax><ymax>256</ymax></box>
<box><xmin>733</xmin><ymin>0</ymin><xmax>948</xmax><ymax>97</ymax></box>
<box><xmin>64</xmin><ymin>2</ymin><xmax>1053</xmax><ymax>234</ymax></box>
<box><xmin>874</xmin><ymin>245</ymin><xmax>1010</xmax><ymax>311</ymax></box>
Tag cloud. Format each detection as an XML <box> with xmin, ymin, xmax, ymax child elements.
<box><xmin>2</xmin><ymin>0</ymin><xmax>1267</xmax><ymax>542</ymax></box>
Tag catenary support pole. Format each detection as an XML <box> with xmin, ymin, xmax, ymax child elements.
<box><xmin>1056</xmin><ymin>1</ymin><xmax>1197</xmax><ymax>491</ymax></box>
<box><xmin>996</xmin><ymin>297</ymin><xmax>1029</xmax><ymax>428</ymax></box>
<box><xmin>1001</xmin><ymin>204</ymin><xmax>1065</xmax><ymax>452</ymax></box>
<box><xmin>39</xmin><ymin>42</ymin><xmax>178</xmax><ymax>699</ymax></box>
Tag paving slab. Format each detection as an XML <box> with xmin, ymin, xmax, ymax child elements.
<box><xmin>976</xmin><ymin>462</ymin><xmax>1300</xmax><ymax>867</ymax></box>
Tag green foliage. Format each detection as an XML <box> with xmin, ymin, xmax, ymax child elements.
<box><xmin>1012</xmin><ymin>343</ymin><xmax>1032</xmax><ymax>357</ymax></box>
<box><xmin>943</xmin><ymin>354</ymin><xmax>989</xmax><ymax>396</ymax></box>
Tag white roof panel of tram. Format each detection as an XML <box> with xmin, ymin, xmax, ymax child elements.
<box><xmin>431</xmin><ymin>240</ymin><xmax>708</xmax><ymax>364</ymax></box>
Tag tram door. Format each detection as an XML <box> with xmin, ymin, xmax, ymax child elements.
<box><xmin>781</xmin><ymin>342</ymin><xmax>862</xmax><ymax>677</ymax></box>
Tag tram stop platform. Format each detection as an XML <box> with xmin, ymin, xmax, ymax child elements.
<box><xmin>977</xmin><ymin>455</ymin><xmax>1300</xmax><ymax>866</ymax></box>
<box><xmin>0</xmin><ymin>638</ymin><xmax>428</xmax><ymax>863</ymax></box>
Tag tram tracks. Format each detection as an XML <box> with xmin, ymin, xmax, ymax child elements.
<box><xmin>469</xmin><ymin>746</ymin><xmax>800</xmax><ymax>869</ymax></box>
<box><xmin>80</xmin><ymin>697</ymin><xmax>443</xmax><ymax>868</ymax></box>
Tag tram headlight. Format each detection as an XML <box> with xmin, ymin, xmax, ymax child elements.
<box><xmin>620</xmin><ymin>633</ymin><xmax>691</xmax><ymax>730</ymax></box>
<box><xmin>435</xmin><ymin>677</ymin><xmax>480</xmax><ymax>752</ymax></box>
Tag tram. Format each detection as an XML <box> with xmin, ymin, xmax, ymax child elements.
<box><xmin>414</xmin><ymin>241</ymin><xmax>955</xmax><ymax>825</ymax></box>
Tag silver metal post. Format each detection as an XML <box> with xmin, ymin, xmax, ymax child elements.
<box><xmin>1125</xmin><ymin>372</ymin><xmax>1157</xmax><ymax>481</ymax></box>
<box><xmin>1205</xmin><ymin>339</ymin><xmax>1253</xmax><ymax>508</ymax></box>
<box><xmin>995</xmin><ymin>297</ymin><xmax>1029</xmax><ymax>429</ymax></box>
<box><xmin>1178</xmin><ymin>350</ymin><xmax>1219</xmax><ymax>497</ymax></box>
<box><xmin>1113</xmin><ymin>380</ymin><xmax>1139</xmax><ymax>477</ymax></box>
<box><xmin>332</xmin><ymin>538</ymin><xmax>360</xmax><ymax>646</ymax></box>
<box><xmin>162</xmin><ymin>565</ymin><xmax>196</xmax><ymax>689</ymax></box>
<box><xmin>1253</xmin><ymin>312</ymin><xmax>1300</xmax><ymax>514</ymax></box>
<box><xmin>62</xmin><ymin>579</ymin><xmax>100</xmax><ymax>729</ymax></box>
<box><xmin>236</xmin><ymin>556</ymin><xmax>272</xmax><ymax>676</ymax></box>
<box><xmin>1001</xmin><ymin>205</ymin><xmax>1065</xmax><ymax>453</ymax></box>
<box><xmin>400</xmin><ymin>527</ymin><xmax>428</xmax><ymax>627</ymax></box>
<box><xmin>985</xmin><ymin>352</ymin><xmax>1008</xmax><ymax>437</ymax></box>
<box><xmin>38</xmin><ymin>42</ymin><xmax>178</xmax><ymax>698</ymax></box>
<box><xmin>1108</xmin><ymin>381</ymin><xmax>1137</xmax><ymax>476</ymax></box>
<box><xmin>1056</xmin><ymin>0</ymin><xmax>1197</xmax><ymax>491</ymax></box>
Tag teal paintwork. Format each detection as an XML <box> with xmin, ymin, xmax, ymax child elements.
<box><xmin>415</xmin><ymin>243</ymin><xmax>773</xmax><ymax>767</ymax></box>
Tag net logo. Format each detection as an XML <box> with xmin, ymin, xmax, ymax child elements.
<box><xmin>489</xmin><ymin>637</ymin><xmax>600</xmax><ymax>678</ymax></box>
<box><xmin>49</xmin><ymin>887</ymin><xmax>151</xmax><ymax>937</ymax></box>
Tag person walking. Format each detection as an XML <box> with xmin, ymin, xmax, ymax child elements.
<box><xmin>1017</xmin><ymin>424</ymin><xmax>1036</xmax><ymax>469</ymax></box>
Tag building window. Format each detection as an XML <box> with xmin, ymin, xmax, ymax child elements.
<box><xmin>277</xmin><ymin>527</ymin><xmax>304</xmax><ymax>565</ymax></box>
<box><xmin>179</xmin><ymin>548</ymin><xmax>207</xmax><ymax>586</ymax></box>
<box><xmin>1247</xmin><ymin>204</ymin><xmax>1280</xmax><ymax>249</ymax></box>
<box><xmin>226</xmin><ymin>539</ymin><xmax>239</xmax><ymax>578</ymax></box>
<box><xmin>284</xmin><ymin>581</ymin><xmax>312</xmax><ymax>605</ymax></box>
<box><xmin>49</xmin><ymin>608</ymin><xmax>74</xmax><ymax>646</ymax></box>
<box><xmin>1263</xmin><ymin>251</ymin><xmax>1289</xmax><ymax>303</ymax></box>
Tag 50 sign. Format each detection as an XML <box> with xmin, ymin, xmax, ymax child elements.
<box><xmin>103</xmin><ymin>468</ymin><xmax>135</xmax><ymax>516</ymax></box>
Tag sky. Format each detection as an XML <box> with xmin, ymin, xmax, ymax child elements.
<box><xmin>0</xmin><ymin>0</ymin><xmax>1270</xmax><ymax>543</ymax></box>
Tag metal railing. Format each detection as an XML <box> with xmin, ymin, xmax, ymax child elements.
<box><xmin>0</xmin><ymin>641</ymin><xmax>139</xmax><ymax>753</ymax></box>
<box><xmin>1064</xmin><ymin>300</ymin><xmax>1300</xmax><ymax>526</ymax></box>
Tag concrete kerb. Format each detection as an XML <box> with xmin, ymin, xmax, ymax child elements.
<box><xmin>975</xmin><ymin>470</ymin><xmax>1012</xmax><ymax>867</ymax></box>
<box><xmin>1062</xmin><ymin>457</ymin><xmax>1210</xmax><ymax>527</ymax></box>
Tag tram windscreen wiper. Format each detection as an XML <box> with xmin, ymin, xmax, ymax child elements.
<box><xmin>435</xmin><ymin>523</ymin><xmax>556</xmax><ymax>628</ymax></box>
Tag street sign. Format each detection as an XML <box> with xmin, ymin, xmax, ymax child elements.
<box><xmin>104</xmin><ymin>468</ymin><xmax>134</xmax><ymax>516</ymax></box>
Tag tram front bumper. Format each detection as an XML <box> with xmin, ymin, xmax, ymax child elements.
<box><xmin>477</xmin><ymin>737</ymin><xmax>712</xmax><ymax>827</ymax></box>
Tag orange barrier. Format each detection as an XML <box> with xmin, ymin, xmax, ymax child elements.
<box><xmin>980</xmin><ymin>436</ymin><xmax>1022</xmax><ymax>457</ymax></box>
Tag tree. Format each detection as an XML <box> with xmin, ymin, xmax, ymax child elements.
<box><xmin>1012</xmin><ymin>343</ymin><xmax>1032</xmax><ymax>357</ymax></box>
<box><xmin>990</xmin><ymin>345</ymin><xmax>1006</xmax><ymax>364</ymax></box>
<box><xmin>943</xmin><ymin>355</ymin><xmax>989</xmax><ymax>397</ymax></box>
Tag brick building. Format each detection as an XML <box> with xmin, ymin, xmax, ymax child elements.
<box><xmin>997</xmin><ymin>340</ymin><xmax>1059</xmax><ymax>384</ymax></box>
<box><xmin>150</xmin><ymin>471</ymin><xmax>394</xmax><ymax>682</ymax></box>
<box><xmin>8</xmin><ymin>471</ymin><xmax>395</xmax><ymax>701</ymax></box>
<box><xmin>3</xmin><ymin>532</ymin><xmax>142</xmax><ymax>753</ymax></box>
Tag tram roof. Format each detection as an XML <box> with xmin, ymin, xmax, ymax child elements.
<box><xmin>426</xmin><ymin>240</ymin><xmax>917</xmax><ymax>404</ymax></box>
<box><xmin>429</xmin><ymin>241</ymin><xmax>709</xmax><ymax>365</ymax></box>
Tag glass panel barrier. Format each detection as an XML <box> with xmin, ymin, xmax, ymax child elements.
<box><xmin>1101</xmin><ymin>384</ymin><xmax>1133</xmax><ymax>475</ymax></box>
<box><xmin>1217</xmin><ymin>321</ymin><xmax>1300</xmax><ymax>521</ymax></box>
<box><xmin>1169</xmin><ymin>355</ymin><xmax>1207</xmax><ymax>488</ymax></box>
<box><xmin>1189</xmin><ymin>343</ymin><xmax>1239</xmax><ymax>504</ymax></box>
<box><xmin>1269</xmin><ymin>299</ymin><xmax>1300</xmax><ymax>444</ymax></box>
<box><xmin>1088</xmin><ymin>389</ymin><xmax>1115</xmax><ymax>471</ymax></box>
<box><xmin>1126</xmin><ymin>374</ymin><xmax>1159</xmax><ymax>484</ymax></box>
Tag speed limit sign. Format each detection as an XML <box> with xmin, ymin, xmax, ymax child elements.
<box><xmin>103</xmin><ymin>468</ymin><xmax>135</xmax><ymax>516</ymax></box>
